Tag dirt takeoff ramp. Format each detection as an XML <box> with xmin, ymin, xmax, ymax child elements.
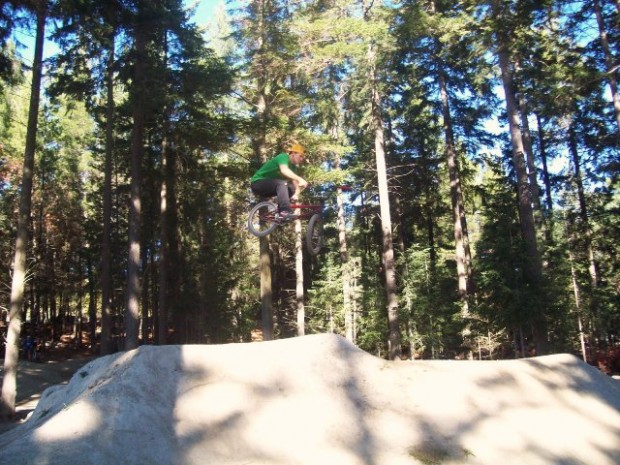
<box><xmin>1</xmin><ymin>333</ymin><xmax>619</xmax><ymax>465</ymax></box>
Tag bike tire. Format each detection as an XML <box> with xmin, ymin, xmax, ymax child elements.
<box><xmin>248</xmin><ymin>201</ymin><xmax>278</xmax><ymax>237</ymax></box>
<box><xmin>306</xmin><ymin>213</ymin><xmax>324</xmax><ymax>255</ymax></box>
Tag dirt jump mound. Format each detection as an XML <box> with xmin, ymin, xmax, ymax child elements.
<box><xmin>1</xmin><ymin>333</ymin><xmax>619</xmax><ymax>465</ymax></box>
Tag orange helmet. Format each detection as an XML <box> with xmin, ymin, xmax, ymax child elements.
<box><xmin>288</xmin><ymin>143</ymin><xmax>306</xmax><ymax>155</ymax></box>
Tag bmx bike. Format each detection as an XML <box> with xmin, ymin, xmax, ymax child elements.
<box><xmin>247</xmin><ymin>199</ymin><xmax>324</xmax><ymax>256</ymax></box>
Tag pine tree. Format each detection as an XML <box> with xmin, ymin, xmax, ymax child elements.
<box><xmin>1</xmin><ymin>0</ymin><xmax>47</xmax><ymax>418</ymax></box>
<box><xmin>488</xmin><ymin>0</ymin><xmax>547</xmax><ymax>354</ymax></box>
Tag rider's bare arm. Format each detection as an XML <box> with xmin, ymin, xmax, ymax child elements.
<box><xmin>279</xmin><ymin>164</ymin><xmax>308</xmax><ymax>189</ymax></box>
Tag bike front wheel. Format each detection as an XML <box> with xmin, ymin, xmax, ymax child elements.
<box><xmin>248</xmin><ymin>201</ymin><xmax>278</xmax><ymax>237</ymax></box>
<box><xmin>306</xmin><ymin>213</ymin><xmax>324</xmax><ymax>255</ymax></box>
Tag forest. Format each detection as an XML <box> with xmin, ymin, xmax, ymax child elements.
<box><xmin>1</xmin><ymin>0</ymin><xmax>620</xmax><ymax>407</ymax></box>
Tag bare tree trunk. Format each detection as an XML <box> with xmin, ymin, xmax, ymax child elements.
<box><xmin>259</xmin><ymin>237</ymin><xmax>273</xmax><ymax>341</ymax></box>
<box><xmin>568</xmin><ymin>120</ymin><xmax>600</xmax><ymax>344</ymax></box>
<box><xmin>517</xmin><ymin>92</ymin><xmax>541</xmax><ymax>212</ymax></box>
<box><xmin>427</xmin><ymin>0</ymin><xmax>473</xmax><ymax>351</ymax></box>
<box><xmin>1</xmin><ymin>1</ymin><xmax>46</xmax><ymax>418</ymax></box>
<box><xmin>157</xmin><ymin>142</ymin><xmax>179</xmax><ymax>345</ymax></box>
<box><xmin>330</xmin><ymin>112</ymin><xmax>354</xmax><ymax>341</ymax></box>
<box><xmin>438</xmin><ymin>68</ymin><xmax>470</xmax><ymax>316</ymax></box>
<box><xmin>76</xmin><ymin>272</ymin><xmax>83</xmax><ymax>348</ymax></box>
<box><xmin>492</xmin><ymin>0</ymin><xmax>546</xmax><ymax>354</ymax></box>
<box><xmin>87</xmin><ymin>256</ymin><xmax>97</xmax><ymax>351</ymax></box>
<box><xmin>337</xmin><ymin>185</ymin><xmax>354</xmax><ymax>342</ymax></box>
<box><xmin>100</xmin><ymin>29</ymin><xmax>115</xmax><ymax>355</ymax></box>
<box><xmin>368</xmin><ymin>40</ymin><xmax>401</xmax><ymax>360</ymax></box>
<box><xmin>252</xmin><ymin>0</ymin><xmax>274</xmax><ymax>341</ymax></box>
<box><xmin>158</xmin><ymin>134</ymin><xmax>170</xmax><ymax>345</ymax></box>
<box><xmin>533</xmin><ymin>113</ymin><xmax>557</xmax><ymax>253</ymax></box>
<box><xmin>167</xmin><ymin>151</ymin><xmax>180</xmax><ymax>340</ymax></box>
<box><xmin>157</xmin><ymin>34</ymin><xmax>171</xmax><ymax>346</ymax></box>
<box><xmin>124</xmin><ymin>22</ymin><xmax>147</xmax><ymax>351</ymax></box>
<box><xmin>362</xmin><ymin>0</ymin><xmax>401</xmax><ymax>359</ymax></box>
<box><xmin>295</xmin><ymin>218</ymin><xmax>305</xmax><ymax>336</ymax></box>
<box><xmin>567</xmin><ymin>225</ymin><xmax>588</xmax><ymax>362</ymax></box>
<box><xmin>497</xmin><ymin>60</ymin><xmax>540</xmax><ymax>287</ymax></box>
<box><xmin>536</xmin><ymin>114</ymin><xmax>554</xmax><ymax>214</ymax></box>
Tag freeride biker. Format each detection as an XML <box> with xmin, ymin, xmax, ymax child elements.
<box><xmin>250</xmin><ymin>143</ymin><xmax>309</xmax><ymax>222</ymax></box>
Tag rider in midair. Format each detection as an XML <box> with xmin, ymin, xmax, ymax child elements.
<box><xmin>250</xmin><ymin>143</ymin><xmax>309</xmax><ymax>221</ymax></box>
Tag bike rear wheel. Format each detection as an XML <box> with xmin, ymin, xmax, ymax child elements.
<box><xmin>248</xmin><ymin>201</ymin><xmax>278</xmax><ymax>237</ymax></box>
<box><xmin>306</xmin><ymin>213</ymin><xmax>324</xmax><ymax>255</ymax></box>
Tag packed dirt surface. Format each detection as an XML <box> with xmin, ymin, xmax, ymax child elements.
<box><xmin>1</xmin><ymin>333</ymin><xmax>619</xmax><ymax>465</ymax></box>
<box><xmin>0</xmin><ymin>349</ymin><xmax>93</xmax><ymax>435</ymax></box>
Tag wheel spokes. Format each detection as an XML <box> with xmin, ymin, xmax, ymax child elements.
<box><xmin>249</xmin><ymin>202</ymin><xmax>277</xmax><ymax>235</ymax></box>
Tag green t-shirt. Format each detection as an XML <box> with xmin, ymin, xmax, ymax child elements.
<box><xmin>251</xmin><ymin>152</ymin><xmax>298</xmax><ymax>183</ymax></box>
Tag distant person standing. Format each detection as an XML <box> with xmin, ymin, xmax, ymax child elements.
<box><xmin>23</xmin><ymin>335</ymin><xmax>34</xmax><ymax>361</ymax></box>
<box><xmin>250</xmin><ymin>143</ymin><xmax>309</xmax><ymax>221</ymax></box>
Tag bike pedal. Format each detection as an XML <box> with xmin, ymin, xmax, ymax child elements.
<box><xmin>276</xmin><ymin>212</ymin><xmax>295</xmax><ymax>223</ymax></box>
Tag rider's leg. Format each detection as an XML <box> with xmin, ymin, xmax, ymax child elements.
<box><xmin>251</xmin><ymin>179</ymin><xmax>277</xmax><ymax>198</ymax></box>
<box><xmin>251</xmin><ymin>179</ymin><xmax>295</xmax><ymax>212</ymax></box>
<box><xmin>275</xmin><ymin>182</ymin><xmax>295</xmax><ymax>213</ymax></box>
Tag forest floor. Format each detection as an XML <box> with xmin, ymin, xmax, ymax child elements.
<box><xmin>0</xmin><ymin>333</ymin><xmax>619</xmax><ymax>465</ymax></box>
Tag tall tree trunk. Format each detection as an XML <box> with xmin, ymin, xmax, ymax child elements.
<box><xmin>76</xmin><ymin>272</ymin><xmax>83</xmax><ymax>348</ymax></box>
<box><xmin>158</xmin><ymin>134</ymin><xmax>169</xmax><ymax>345</ymax></box>
<box><xmin>259</xmin><ymin>236</ymin><xmax>273</xmax><ymax>341</ymax></box>
<box><xmin>140</xmin><ymin>240</ymin><xmax>150</xmax><ymax>343</ymax></box>
<box><xmin>368</xmin><ymin>39</ymin><xmax>401</xmax><ymax>360</ymax></box>
<box><xmin>330</xmin><ymin>102</ymin><xmax>354</xmax><ymax>341</ymax></box>
<box><xmin>87</xmin><ymin>256</ymin><xmax>97</xmax><ymax>352</ymax></box>
<box><xmin>438</xmin><ymin>64</ymin><xmax>471</xmax><ymax>319</ymax></box>
<box><xmin>428</xmin><ymin>0</ymin><xmax>473</xmax><ymax>349</ymax></box>
<box><xmin>337</xmin><ymin>184</ymin><xmax>354</xmax><ymax>342</ymax></box>
<box><xmin>517</xmin><ymin>92</ymin><xmax>541</xmax><ymax>212</ymax></box>
<box><xmin>100</xmin><ymin>29</ymin><xmax>116</xmax><ymax>355</ymax></box>
<box><xmin>536</xmin><ymin>114</ymin><xmax>554</xmax><ymax>215</ymax></box>
<box><xmin>295</xmin><ymin>218</ymin><xmax>305</xmax><ymax>336</ymax></box>
<box><xmin>167</xmin><ymin>150</ymin><xmax>180</xmax><ymax>337</ymax></box>
<box><xmin>157</xmin><ymin>133</ymin><xmax>176</xmax><ymax>345</ymax></box>
<box><xmin>492</xmin><ymin>0</ymin><xmax>547</xmax><ymax>354</ymax></box>
<box><xmin>158</xmin><ymin>33</ymin><xmax>171</xmax><ymax>346</ymax></box>
<box><xmin>535</xmin><ymin>113</ymin><xmax>555</xmax><ymax>248</ymax></box>
<box><xmin>253</xmin><ymin>0</ymin><xmax>273</xmax><ymax>341</ymax></box>
<box><xmin>568</xmin><ymin>120</ymin><xmax>601</xmax><ymax>344</ymax></box>
<box><xmin>566</xmin><ymin>219</ymin><xmax>588</xmax><ymax>362</ymax></box>
<box><xmin>124</xmin><ymin>21</ymin><xmax>147</xmax><ymax>351</ymax></box>
<box><xmin>1</xmin><ymin>1</ymin><xmax>46</xmax><ymax>417</ymax></box>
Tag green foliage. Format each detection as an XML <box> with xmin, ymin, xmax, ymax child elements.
<box><xmin>2</xmin><ymin>0</ymin><xmax>620</xmax><ymax>364</ymax></box>
<box><xmin>400</xmin><ymin>244</ymin><xmax>467</xmax><ymax>359</ymax></box>
<box><xmin>306</xmin><ymin>252</ymin><xmax>345</xmax><ymax>334</ymax></box>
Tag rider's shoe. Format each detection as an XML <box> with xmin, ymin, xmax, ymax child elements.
<box><xmin>277</xmin><ymin>210</ymin><xmax>295</xmax><ymax>223</ymax></box>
